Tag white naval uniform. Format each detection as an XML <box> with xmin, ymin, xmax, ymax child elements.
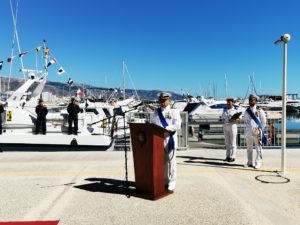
<box><xmin>222</xmin><ymin>107</ymin><xmax>239</xmax><ymax>160</ymax></box>
<box><xmin>151</xmin><ymin>105</ymin><xmax>182</xmax><ymax>191</ymax></box>
<box><xmin>244</xmin><ymin>105</ymin><xmax>266</xmax><ymax>167</ymax></box>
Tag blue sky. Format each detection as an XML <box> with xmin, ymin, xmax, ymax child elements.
<box><xmin>0</xmin><ymin>0</ymin><xmax>299</xmax><ymax>98</ymax></box>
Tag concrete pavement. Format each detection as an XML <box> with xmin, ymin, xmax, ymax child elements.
<box><xmin>0</xmin><ymin>148</ymin><xmax>299</xmax><ymax>225</ymax></box>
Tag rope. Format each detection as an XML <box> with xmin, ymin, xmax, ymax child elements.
<box><xmin>9</xmin><ymin>0</ymin><xmax>26</xmax><ymax>80</ymax></box>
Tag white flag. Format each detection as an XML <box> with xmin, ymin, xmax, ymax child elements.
<box><xmin>57</xmin><ymin>67</ymin><xmax>65</xmax><ymax>75</ymax></box>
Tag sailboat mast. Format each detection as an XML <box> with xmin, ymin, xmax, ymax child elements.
<box><xmin>122</xmin><ymin>60</ymin><xmax>125</xmax><ymax>99</ymax></box>
<box><xmin>224</xmin><ymin>73</ymin><xmax>228</xmax><ymax>98</ymax></box>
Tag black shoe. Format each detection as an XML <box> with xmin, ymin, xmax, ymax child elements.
<box><xmin>228</xmin><ymin>158</ymin><xmax>235</xmax><ymax>162</ymax></box>
<box><xmin>223</xmin><ymin>157</ymin><xmax>230</xmax><ymax>162</ymax></box>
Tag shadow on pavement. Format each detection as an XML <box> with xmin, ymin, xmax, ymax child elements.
<box><xmin>74</xmin><ymin>178</ymin><xmax>136</xmax><ymax>196</ymax></box>
<box><xmin>177</xmin><ymin>155</ymin><xmax>277</xmax><ymax>173</ymax></box>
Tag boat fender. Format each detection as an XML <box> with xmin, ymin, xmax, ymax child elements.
<box><xmin>70</xmin><ymin>138</ymin><xmax>78</xmax><ymax>146</ymax></box>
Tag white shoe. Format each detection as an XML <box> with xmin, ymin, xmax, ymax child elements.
<box><xmin>168</xmin><ymin>182</ymin><xmax>176</xmax><ymax>191</ymax></box>
<box><xmin>254</xmin><ymin>162</ymin><xmax>262</xmax><ymax>169</ymax></box>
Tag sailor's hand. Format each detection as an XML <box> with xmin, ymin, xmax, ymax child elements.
<box><xmin>164</xmin><ymin>131</ymin><xmax>170</xmax><ymax>138</ymax></box>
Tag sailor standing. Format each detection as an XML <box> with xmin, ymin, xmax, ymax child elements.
<box><xmin>222</xmin><ymin>98</ymin><xmax>240</xmax><ymax>162</ymax></box>
<box><xmin>67</xmin><ymin>98</ymin><xmax>81</xmax><ymax>135</ymax></box>
<box><xmin>35</xmin><ymin>99</ymin><xmax>48</xmax><ymax>135</ymax></box>
<box><xmin>0</xmin><ymin>102</ymin><xmax>4</xmax><ymax>135</ymax></box>
<box><xmin>151</xmin><ymin>92</ymin><xmax>182</xmax><ymax>192</ymax></box>
<box><xmin>244</xmin><ymin>94</ymin><xmax>266</xmax><ymax>169</ymax></box>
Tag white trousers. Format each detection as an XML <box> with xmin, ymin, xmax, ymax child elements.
<box><xmin>246</xmin><ymin>135</ymin><xmax>263</xmax><ymax>165</ymax></box>
<box><xmin>223</xmin><ymin>124</ymin><xmax>237</xmax><ymax>159</ymax></box>
<box><xmin>164</xmin><ymin>149</ymin><xmax>177</xmax><ymax>191</ymax></box>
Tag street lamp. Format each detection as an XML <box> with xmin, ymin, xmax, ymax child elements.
<box><xmin>274</xmin><ymin>33</ymin><xmax>291</xmax><ymax>174</ymax></box>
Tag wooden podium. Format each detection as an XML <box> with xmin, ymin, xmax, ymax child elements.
<box><xmin>129</xmin><ymin>123</ymin><xmax>171</xmax><ymax>200</ymax></box>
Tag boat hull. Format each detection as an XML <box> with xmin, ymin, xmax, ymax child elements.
<box><xmin>0</xmin><ymin>133</ymin><xmax>113</xmax><ymax>147</ymax></box>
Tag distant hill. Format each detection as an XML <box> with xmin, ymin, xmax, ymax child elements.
<box><xmin>0</xmin><ymin>76</ymin><xmax>183</xmax><ymax>100</ymax></box>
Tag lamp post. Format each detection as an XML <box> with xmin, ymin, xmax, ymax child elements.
<box><xmin>274</xmin><ymin>33</ymin><xmax>291</xmax><ymax>174</ymax></box>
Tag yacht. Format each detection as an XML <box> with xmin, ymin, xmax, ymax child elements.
<box><xmin>0</xmin><ymin>77</ymin><xmax>115</xmax><ymax>148</ymax></box>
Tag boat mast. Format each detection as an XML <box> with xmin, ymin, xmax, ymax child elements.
<box><xmin>224</xmin><ymin>73</ymin><xmax>228</xmax><ymax>98</ymax></box>
<box><xmin>122</xmin><ymin>60</ymin><xmax>125</xmax><ymax>99</ymax></box>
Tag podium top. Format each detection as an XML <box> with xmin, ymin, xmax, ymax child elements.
<box><xmin>129</xmin><ymin>122</ymin><xmax>172</xmax><ymax>135</ymax></box>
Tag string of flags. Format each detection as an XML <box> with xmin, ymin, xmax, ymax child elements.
<box><xmin>1</xmin><ymin>44</ymin><xmax>76</xmax><ymax>94</ymax></box>
<box><xmin>0</xmin><ymin>45</ymin><xmax>61</xmax><ymax>71</ymax></box>
<box><xmin>1</xmin><ymin>46</ymin><xmax>68</xmax><ymax>82</ymax></box>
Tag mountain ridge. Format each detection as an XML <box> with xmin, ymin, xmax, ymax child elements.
<box><xmin>0</xmin><ymin>76</ymin><xmax>183</xmax><ymax>100</ymax></box>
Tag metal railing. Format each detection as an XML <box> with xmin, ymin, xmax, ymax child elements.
<box><xmin>189</xmin><ymin>118</ymin><xmax>287</xmax><ymax>148</ymax></box>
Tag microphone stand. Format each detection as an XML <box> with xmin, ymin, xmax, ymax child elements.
<box><xmin>89</xmin><ymin>103</ymin><xmax>143</xmax><ymax>198</ymax></box>
<box><xmin>118</xmin><ymin>104</ymin><xmax>143</xmax><ymax>198</ymax></box>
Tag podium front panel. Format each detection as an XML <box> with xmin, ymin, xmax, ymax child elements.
<box><xmin>130</xmin><ymin>123</ymin><xmax>167</xmax><ymax>199</ymax></box>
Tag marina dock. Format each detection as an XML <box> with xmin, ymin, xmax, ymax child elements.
<box><xmin>0</xmin><ymin>148</ymin><xmax>299</xmax><ymax>225</ymax></box>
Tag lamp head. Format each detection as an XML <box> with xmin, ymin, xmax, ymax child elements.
<box><xmin>281</xmin><ymin>33</ymin><xmax>291</xmax><ymax>43</ymax></box>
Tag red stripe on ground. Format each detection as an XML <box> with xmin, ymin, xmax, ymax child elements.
<box><xmin>0</xmin><ymin>221</ymin><xmax>59</xmax><ymax>225</ymax></box>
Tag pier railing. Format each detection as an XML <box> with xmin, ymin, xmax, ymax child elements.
<box><xmin>189</xmin><ymin>118</ymin><xmax>300</xmax><ymax>148</ymax></box>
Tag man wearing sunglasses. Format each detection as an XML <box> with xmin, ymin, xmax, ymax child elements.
<box><xmin>151</xmin><ymin>92</ymin><xmax>182</xmax><ymax>192</ymax></box>
<box><xmin>244</xmin><ymin>94</ymin><xmax>266</xmax><ymax>169</ymax></box>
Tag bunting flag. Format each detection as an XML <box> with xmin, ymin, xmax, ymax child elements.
<box><xmin>7</xmin><ymin>56</ymin><xmax>15</xmax><ymax>62</ymax></box>
<box><xmin>0</xmin><ymin>61</ymin><xmax>3</xmax><ymax>70</ymax></box>
<box><xmin>57</xmin><ymin>67</ymin><xmax>65</xmax><ymax>75</ymax></box>
<box><xmin>76</xmin><ymin>88</ymin><xmax>84</xmax><ymax>97</ymax></box>
<box><xmin>19</xmin><ymin>51</ymin><xmax>28</xmax><ymax>57</ymax></box>
<box><xmin>45</xmin><ymin>47</ymin><xmax>50</xmax><ymax>56</ymax></box>
<box><xmin>46</xmin><ymin>58</ymin><xmax>57</xmax><ymax>68</ymax></box>
<box><xmin>36</xmin><ymin>46</ymin><xmax>42</xmax><ymax>52</ymax></box>
<box><xmin>67</xmin><ymin>78</ymin><xmax>73</xmax><ymax>86</ymax></box>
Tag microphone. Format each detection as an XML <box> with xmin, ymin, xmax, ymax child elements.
<box><xmin>132</xmin><ymin>102</ymin><xmax>143</xmax><ymax>108</ymax></box>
